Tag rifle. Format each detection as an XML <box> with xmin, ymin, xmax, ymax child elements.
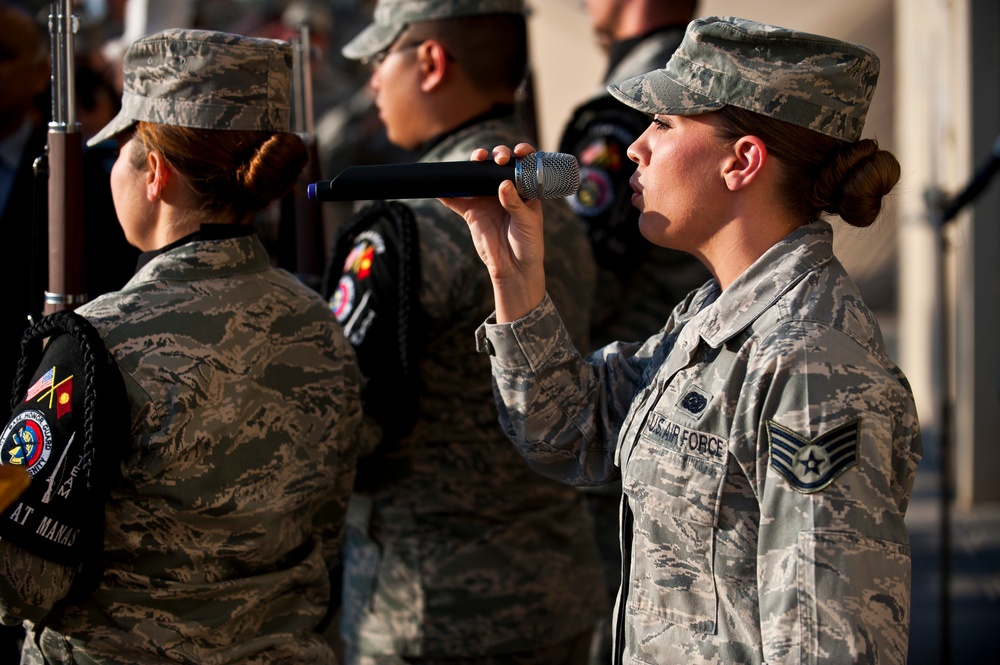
<box><xmin>278</xmin><ymin>24</ymin><xmax>326</xmax><ymax>291</ymax></box>
<box><xmin>44</xmin><ymin>0</ymin><xmax>87</xmax><ymax>315</ymax></box>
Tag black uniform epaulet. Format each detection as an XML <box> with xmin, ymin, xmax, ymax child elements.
<box><xmin>0</xmin><ymin>311</ymin><xmax>128</xmax><ymax>596</ymax></box>
<box><xmin>323</xmin><ymin>201</ymin><xmax>423</xmax><ymax>441</ymax></box>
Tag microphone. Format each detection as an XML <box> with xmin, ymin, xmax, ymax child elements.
<box><xmin>307</xmin><ymin>151</ymin><xmax>579</xmax><ymax>202</ymax></box>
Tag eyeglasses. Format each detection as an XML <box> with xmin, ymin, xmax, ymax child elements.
<box><xmin>361</xmin><ymin>42</ymin><xmax>422</xmax><ymax>69</ymax></box>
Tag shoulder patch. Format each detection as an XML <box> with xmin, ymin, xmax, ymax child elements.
<box><xmin>0</xmin><ymin>311</ymin><xmax>129</xmax><ymax>573</ymax></box>
<box><xmin>2</xmin><ymin>409</ymin><xmax>54</xmax><ymax>476</ymax></box>
<box><xmin>329</xmin><ymin>229</ymin><xmax>387</xmax><ymax>332</ymax></box>
<box><xmin>323</xmin><ymin>201</ymin><xmax>423</xmax><ymax>440</ymax></box>
<box><xmin>767</xmin><ymin>418</ymin><xmax>860</xmax><ymax>493</ymax></box>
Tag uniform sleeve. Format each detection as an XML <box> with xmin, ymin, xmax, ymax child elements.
<box><xmin>0</xmin><ymin>539</ymin><xmax>75</xmax><ymax>624</ymax></box>
<box><xmin>477</xmin><ymin>294</ymin><xmax>672</xmax><ymax>487</ymax></box>
<box><xmin>0</xmin><ymin>314</ymin><xmax>130</xmax><ymax>622</ymax></box>
<box><xmin>746</xmin><ymin>321</ymin><xmax>922</xmax><ymax>664</ymax></box>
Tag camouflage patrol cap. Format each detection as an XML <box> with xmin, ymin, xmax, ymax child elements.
<box><xmin>342</xmin><ymin>0</ymin><xmax>525</xmax><ymax>60</ymax></box>
<box><xmin>87</xmin><ymin>29</ymin><xmax>293</xmax><ymax>147</ymax></box>
<box><xmin>607</xmin><ymin>16</ymin><xmax>880</xmax><ymax>142</ymax></box>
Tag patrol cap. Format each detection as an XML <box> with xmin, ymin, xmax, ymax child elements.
<box><xmin>607</xmin><ymin>16</ymin><xmax>880</xmax><ymax>142</ymax></box>
<box><xmin>342</xmin><ymin>0</ymin><xmax>525</xmax><ymax>60</ymax></box>
<box><xmin>88</xmin><ymin>29</ymin><xmax>293</xmax><ymax>147</ymax></box>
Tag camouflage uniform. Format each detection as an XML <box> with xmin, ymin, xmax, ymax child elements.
<box><xmin>477</xmin><ymin>221</ymin><xmax>922</xmax><ymax>663</ymax></box>
<box><xmin>473</xmin><ymin>17</ymin><xmax>923</xmax><ymax>665</ymax></box>
<box><xmin>338</xmin><ymin>112</ymin><xmax>606</xmax><ymax>662</ymax></box>
<box><xmin>0</xmin><ymin>233</ymin><xmax>364</xmax><ymax>664</ymax></box>
<box><xmin>558</xmin><ymin>24</ymin><xmax>711</xmax><ymax>665</ymax></box>
<box><xmin>0</xmin><ymin>29</ymin><xmax>366</xmax><ymax>664</ymax></box>
<box><xmin>334</xmin><ymin>2</ymin><xmax>605</xmax><ymax>661</ymax></box>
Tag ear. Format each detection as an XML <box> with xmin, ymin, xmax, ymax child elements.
<box><xmin>723</xmin><ymin>135</ymin><xmax>767</xmax><ymax>191</ymax></box>
<box><xmin>144</xmin><ymin>150</ymin><xmax>171</xmax><ymax>201</ymax></box>
<box><xmin>417</xmin><ymin>39</ymin><xmax>450</xmax><ymax>93</ymax></box>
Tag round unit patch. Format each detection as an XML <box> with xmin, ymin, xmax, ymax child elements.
<box><xmin>570</xmin><ymin>166</ymin><xmax>615</xmax><ymax>217</ymax></box>
<box><xmin>1</xmin><ymin>409</ymin><xmax>53</xmax><ymax>477</ymax></box>
<box><xmin>330</xmin><ymin>276</ymin><xmax>357</xmax><ymax>322</ymax></box>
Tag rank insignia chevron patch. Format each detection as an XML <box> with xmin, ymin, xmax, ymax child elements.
<box><xmin>767</xmin><ymin>418</ymin><xmax>860</xmax><ymax>493</ymax></box>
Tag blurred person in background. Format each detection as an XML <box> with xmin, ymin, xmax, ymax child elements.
<box><xmin>324</xmin><ymin>1</ymin><xmax>607</xmax><ymax>663</ymax></box>
<box><xmin>314</xmin><ymin>0</ymin><xmax>415</xmax><ymax>245</ymax></box>
<box><xmin>0</xmin><ymin>1</ymin><xmax>51</xmax><ymax>419</ymax></box>
<box><xmin>0</xmin><ymin>3</ymin><xmax>50</xmax><ymax>658</ymax></box>
<box><xmin>0</xmin><ymin>2</ymin><xmax>139</xmax><ymax>429</ymax></box>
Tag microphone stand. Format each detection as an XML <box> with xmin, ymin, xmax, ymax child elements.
<box><xmin>925</xmin><ymin>133</ymin><xmax>1000</xmax><ymax>665</ymax></box>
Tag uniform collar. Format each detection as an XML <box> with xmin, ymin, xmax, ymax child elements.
<box><xmin>135</xmin><ymin>223</ymin><xmax>255</xmax><ymax>272</ymax></box>
<box><xmin>696</xmin><ymin>220</ymin><xmax>835</xmax><ymax>347</ymax></box>
<box><xmin>418</xmin><ymin>104</ymin><xmax>515</xmax><ymax>158</ymax></box>
<box><xmin>128</xmin><ymin>227</ymin><xmax>269</xmax><ymax>287</ymax></box>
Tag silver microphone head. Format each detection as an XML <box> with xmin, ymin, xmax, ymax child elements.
<box><xmin>514</xmin><ymin>152</ymin><xmax>579</xmax><ymax>200</ymax></box>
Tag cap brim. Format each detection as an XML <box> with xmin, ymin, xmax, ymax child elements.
<box><xmin>342</xmin><ymin>21</ymin><xmax>404</xmax><ymax>60</ymax></box>
<box><xmin>86</xmin><ymin>108</ymin><xmax>136</xmax><ymax>147</ymax></box>
<box><xmin>608</xmin><ymin>68</ymin><xmax>724</xmax><ymax>117</ymax></box>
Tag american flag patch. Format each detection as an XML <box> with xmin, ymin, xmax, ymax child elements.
<box><xmin>24</xmin><ymin>368</ymin><xmax>55</xmax><ymax>402</ymax></box>
<box><xmin>767</xmin><ymin>419</ymin><xmax>860</xmax><ymax>493</ymax></box>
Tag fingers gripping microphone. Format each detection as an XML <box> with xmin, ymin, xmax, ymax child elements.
<box><xmin>307</xmin><ymin>152</ymin><xmax>579</xmax><ymax>202</ymax></box>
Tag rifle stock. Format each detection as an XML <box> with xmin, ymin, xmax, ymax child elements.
<box><xmin>44</xmin><ymin>0</ymin><xmax>87</xmax><ymax>315</ymax></box>
<box><xmin>45</xmin><ymin>130</ymin><xmax>86</xmax><ymax>314</ymax></box>
<box><xmin>282</xmin><ymin>25</ymin><xmax>326</xmax><ymax>290</ymax></box>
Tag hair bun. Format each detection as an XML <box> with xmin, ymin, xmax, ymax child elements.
<box><xmin>810</xmin><ymin>139</ymin><xmax>900</xmax><ymax>227</ymax></box>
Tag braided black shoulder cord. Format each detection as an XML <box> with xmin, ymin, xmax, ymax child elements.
<box><xmin>13</xmin><ymin>312</ymin><xmax>102</xmax><ymax>465</ymax></box>
<box><xmin>382</xmin><ymin>201</ymin><xmax>421</xmax><ymax>380</ymax></box>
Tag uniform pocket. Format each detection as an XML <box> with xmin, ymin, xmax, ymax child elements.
<box><xmin>622</xmin><ymin>421</ymin><xmax>727</xmax><ymax>634</ymax></box>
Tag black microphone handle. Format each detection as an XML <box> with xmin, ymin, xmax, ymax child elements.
<box><xmin>309</xmin><ymin>161</ymin><xmax>516</xmax><ymax>201</ymax></box>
